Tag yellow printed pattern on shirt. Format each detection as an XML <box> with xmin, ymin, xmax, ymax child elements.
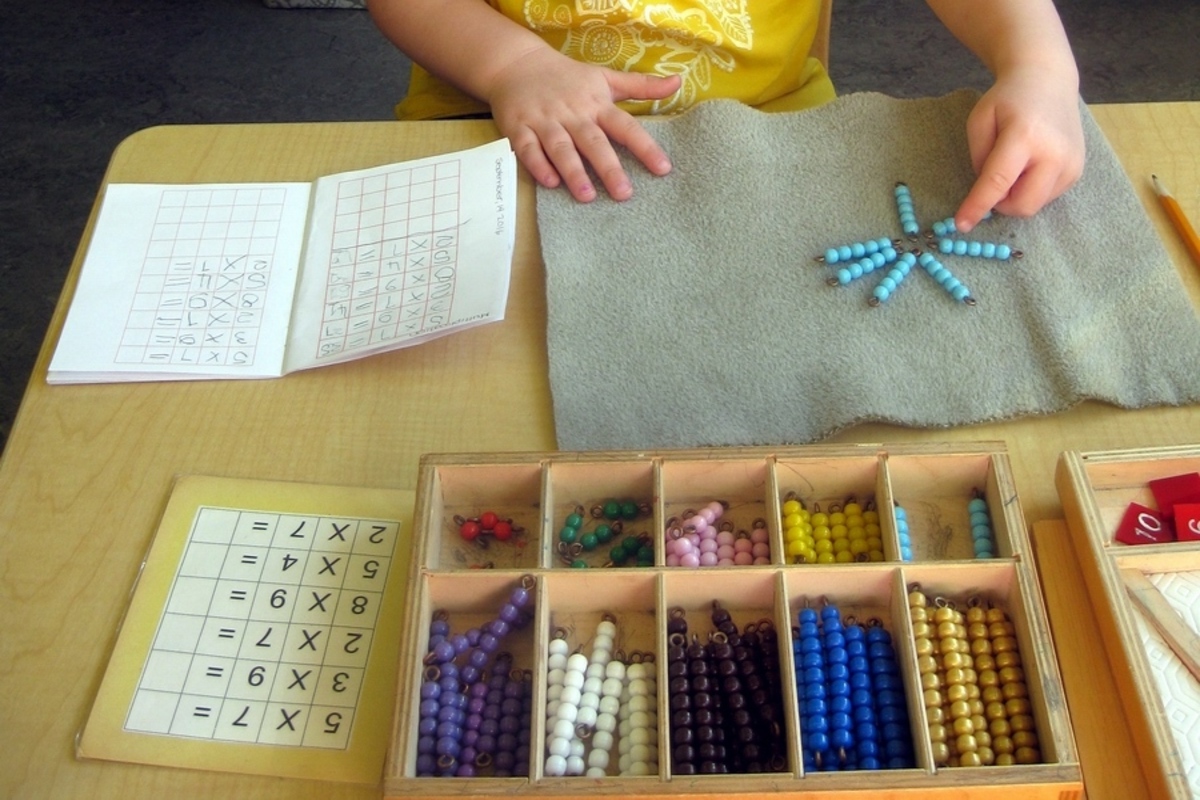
<box><xmin>522</xmin><ymin>0</ymin><xmax>756</xmax><ymax>113</ymax></box>
<box><xmin>395</xmin><ymin>0</ymin><xmax>832</xmax><ymax>121</ymax></box>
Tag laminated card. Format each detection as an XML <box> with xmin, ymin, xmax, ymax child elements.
<box><xmin>77</xmin><ymin>475</ymin><xmax>416</xmax><ymax>783</ymax></box>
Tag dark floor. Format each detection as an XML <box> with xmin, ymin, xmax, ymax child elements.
<box><xmin>2</xmin><ymin>0</ymin><xmax>1198</xmax><ymax>458</ymax></box>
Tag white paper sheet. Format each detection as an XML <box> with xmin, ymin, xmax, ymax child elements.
<box><xmin>49</xmin><ymin>138</ymin><xmax>517</xmax><ymax>384</ymax></box>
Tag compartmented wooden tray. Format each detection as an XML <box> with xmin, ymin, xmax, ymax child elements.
<box><xmin>1057</xmin><ymin>444</ymin><xmax>1200</xmax><ymax>800</ymax></box>
<box><xmin>386</xmin><ymin>443</ymin><xmax>1080</xmax><ymax>799</ymax></box>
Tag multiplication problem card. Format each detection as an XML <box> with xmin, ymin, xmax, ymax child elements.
<box><xmin>78</xmin><ymin>476</ymin><xmax>415</xmax><ymax>783</ymax></box>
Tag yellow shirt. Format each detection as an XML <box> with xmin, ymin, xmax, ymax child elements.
<box><xmin>395</xmin><ymin>0</ymin><xmax>834</xmax><ymax>120</ymax></box>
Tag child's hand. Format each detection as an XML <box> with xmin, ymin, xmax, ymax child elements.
<box><xmin>485</xmin><ymin>49</ymin><xmax>681</xmax><ymax>202</ymax></box>
<box><xmin>954</xmin><ymin>68</ymin><xmax>1086</xmax><ymax>231</ymax></box>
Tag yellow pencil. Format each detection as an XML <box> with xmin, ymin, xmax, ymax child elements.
<box><xmin>1151</xmin><ymin>174</ymin><xmax>1200</xmax><ymax>270</ymax></box>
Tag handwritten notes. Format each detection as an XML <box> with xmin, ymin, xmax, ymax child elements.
<box><xmin>49</xmin><ymin>139</ymin><xmax>517</xmax><ymax>384</ymax></box>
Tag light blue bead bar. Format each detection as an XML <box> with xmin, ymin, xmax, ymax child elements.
<box><xmin>937</xmin><ymin>238</ymin><xmax>1018</xmax><ymax>260</ymax></box>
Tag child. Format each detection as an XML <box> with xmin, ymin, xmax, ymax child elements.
<box><xmin>368</xmin><ymin>0</ymin><xmax>1084</xmax><ymax>232</ymax></box>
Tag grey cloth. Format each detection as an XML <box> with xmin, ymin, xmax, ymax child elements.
<box><xmin>537</xmin><ymin>90</ymin><xmax>1200</xmax><ymax>451</ymax></box>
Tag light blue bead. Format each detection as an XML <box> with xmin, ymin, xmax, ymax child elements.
<box><xmin>933</xmin><ymin>218</ymin><xmax>955</xmax><ymax>237</ymax></box>
<box><xmin>873</xmin><ymin>285</ymin><xmax>891</xmax><ymax>302</ymax></box>
<box><xmin>838</xmin><ymin>245</ymin><xmax>853</xmax><ymax>261</ymax></box>
<box><xmin>968</xmin><ymin>498</ymin><xmax>988</xmax><ymax>513</ymax></box>
<box><xmin>863</xmin><ymin>239</ymin><xmax>879</xmax><ymax>254</ymax></box>
<box><xmin>851</xmin><ymin>242</ymin><xmax>866</xmax><ymax>258</ymax></box>
<box><xmin>997</xmin><ymin>244</ymin><xmax>1012</xmax><ymax>260</ymax></box>
<box><xmin>870</xmin><ymin>252</ymin><xmax>886</xmax><ymax>269</ymax></box>
<box><xmin>981</xmin><ymin>242</ymin><xmax>997</xmax><ymax>258</ymax></box>
<box><xmin>939</xmin><ymin>238</ymin><xmax>954</xmax><ymax>254</ymax></box>
<box><xmin>836</xmin><ymin>268</ymin><xmax>852</xmax><ymax>285</ymax></box>
<box><xmin>880</xmin><ymin>277</ymin><xmax>896</xmax><ymax>291</ymax></box>
<box><xmin>972</xmin><ymin>524</ymin><xmax>993</xmax><ymax>540</ymax></box>
<box><xmin>967</xmin><ymin>241</ymin><xmax>983</xmax><ymax>257</ymax></box>
<box><xmin>850</xmin><ymin>263</ymin><xmax>864</xmax><ymax>279</ymax></box>
<box><xmin>953</xmin><ymin>239</ymin><xmax>968</xmax><ymax>256</ymax></box>
<box><xmin>952</xmin><ymin>285</ymin><xmax>970</xmax><ymax>301</ymax></box>
<box><xmin>825</xmin><ymin>248</ymin><xmax>840</xmax><ymax>263</ymax></box>
<box><xmin>881</xmin><ymin>246</ymin><xmax>897</xmax><ymax>261</ymax></box>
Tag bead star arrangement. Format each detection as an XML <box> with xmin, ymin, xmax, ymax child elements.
<box><xmin>817</xmin><ymin>182</ymin><xmax>1024</xmax><ymax>307</ymax></box>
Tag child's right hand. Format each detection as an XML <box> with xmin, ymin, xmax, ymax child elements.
<box><xmin>485</xmin><ymin>48</ymin><xmax>682</xmax><ymax>202</ymax></box>
<box><xmin>953</xmin><ymin>66</ymin><xmax>1085</xmax><ymax>232</ymax></box>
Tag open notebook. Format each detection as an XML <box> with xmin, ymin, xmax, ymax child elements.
<box><xmin>50</xmin><ymin>138</ymin><xmax>516</xmax><ymax>384</ymax></box>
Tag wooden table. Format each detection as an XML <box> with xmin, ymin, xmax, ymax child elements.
<box><xmin>1</xmin><ymin>103</ymin><xmax>1197</xmax><ymax>799</ymax></box>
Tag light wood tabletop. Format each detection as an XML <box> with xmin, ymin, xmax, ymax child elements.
<box><xmin>1</xmin><ymin>102</ymin><xmax>1197</xmax><ymax>799</ymax></box>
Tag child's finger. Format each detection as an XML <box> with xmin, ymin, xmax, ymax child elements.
<box><xmin>568</xmin><ymin>122</ymin><xmax>633</xmax><ymax>201</ymax></box>
<box><xmin>516</xmin><ymin>123</ymin><xmax>600</xmax><ymax>202</ymax></box>
<box><xmin>955</xmin><ymin>136</ymin><xmax>1028</xmax><ymax>231</ymax></box>
<box><xmin>509</xmin><ymin>128</ymin><xmax>563</xmax><ymax>192</ymax></box>
<box><xmin>610</xmin><ymin>71</ymin><xmax>681</xmax><ymax>104</ymax></box>
<box><xmin>601</xmin><ymin>109</ymin><xmax>673</xmax><ymax>179</ymax></box>
<box><xmin>992</xmin><ymin>161</ymin><xmax>1060</xmax><ymax>219</ymax></box>
<box><xmin>544</xmin><ymin>134</ymin><xmax>600</xmax><ymax>202</ymax></box>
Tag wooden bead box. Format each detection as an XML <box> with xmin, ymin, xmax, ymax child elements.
<box><xmin>385</xmin><ymin>443</ymin><xmax>1081</xmax><ymax>799</ymax></box>
<box><xmin>1056</xmin><ymin>444</ymin><xmax>1200</xmax><ymax>800</ymax></box>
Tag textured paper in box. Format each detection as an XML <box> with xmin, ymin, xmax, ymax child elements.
<box><xmin>1137</xmin><ymin>571</ymin><xmax>1200</xmax><ymax>796</ymax></box>
<box><xmin>538</xmin><ymin>91</ymin><xmax>1200</xmax><ymax>450</ymax></box>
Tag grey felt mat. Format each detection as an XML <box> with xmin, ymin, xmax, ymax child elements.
<box><xmin>537</xmin><ymin>90</ymin><xmax>1200</xmax><ymax>450</ymax></box>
